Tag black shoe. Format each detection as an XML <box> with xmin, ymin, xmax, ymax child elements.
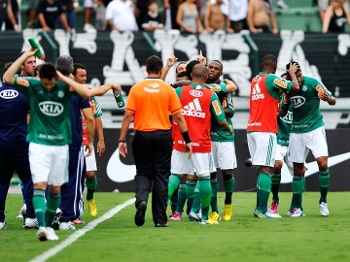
<box><xmin>134</xmin><ymin>201</ymin><xmax>147</xmax><ymax>226</ymax></box>
<box><xmin>51</xmin><ymin>211</ymin><xmax>62</xmax><ymax>230</ymax></box>
<box><xmin>155</xmin><ymin>223</ymin><xmax>169</xmax><ymax>227</ymax></box>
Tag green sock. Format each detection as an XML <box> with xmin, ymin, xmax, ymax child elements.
<box><xmin>190</xmin><ymin>182</ymin><xmax>201</xmax><ymax>213</ymax></box>
<box><xmin>223</xmin><ymin>176</ymin><xmax>235</xmax><ymax>205</ymax></box>
<box><xmin>175</xmin><ymin>183</ymin><xmax>187</xmax><ymax>214</ymax></box>
<box><xmin>256</xmin><ymin>172</ymin><xmax>271</xmax><ymax>213</ymax></box>
<box><xmin>292</xmin><ymin>175</ymin><xmax>303</xmax><ymax>209</ymax></box>
<box><xmin>210</xmin><ymin>178</ymin><xmax>219</xmax><ymax>213</ymax></box>
<box><xmin>86</xmin><ymin>176</ymin><xmax>97</xmax><ymax>201</ymax></box>
<box><xmin>186</xmin><ymin>180</ymin><xmax>198</xmax><ymax>213</ymax></box>
<box><xmin>33</xmin><ymin>189</ymin><xmax>46</xmax><ymax>227</ymax></box>
<box><xmin>319</xmin><ymin>169</ymin><xmax>330</xmax><ymax>204</ymax></box>
<box><xmin>45</xmin><ymin>192</ymin><xmax>60</xmax><ymax>227</ymax></box>
<box><xmin>301</xmin><ymin>177</ymin><xmax>306</xmax><ymax>211</ymax></box>
<box><xmin>198</xmin><ymin>178</ymin><xmax>212</xmax><ymax>220</ymax></box>
<box><xmin>271</xmin><ymin>173</ymin><xmax>281</xmax><ymax>201</ymax></box>
<box><xmin>167</xmin><ymin>174</ymin><xmax>180</xmax><ymax>205</ymax></box>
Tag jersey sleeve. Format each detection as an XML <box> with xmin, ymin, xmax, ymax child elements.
<box><xmin>210</xmin><ymin>83</ymin><xmax>227</xmax><ymax>95</ymax></box>
<box><xmin>169</xmin><ymin>87</ymin><xmax>182</xmax><ymax>115</ymax></box>
<box><xmin>13</xmin><ymin>75</ymin><xmax>33</xmax><ymax>96</ymax></box>
<box><xmin>210</xmin><ymin>92</ymin><xmax>226</xmax><ymax>123</ymax></box>
<box><xmin>313</xmin><ymin>79</ymin><xmax>333</xmax><ymax>97</ymax></box>
<box><xmin>226</xmin><ymin>92</ymin><xmax>235</xmax><ymax>116</ymax></box>
<box><xmin>266</xmin><ymin>74</ymin><xmax>293</xmax><ymax>93</ymax></box>
<box><xmin>175</xmin><ymin>86</ymin><xmax>182</xmax><ymax>98</ymax></box>
<box><xmin>91</xmin><ymin>96</ymin><xmax>103</xmax><ymax>117</ymax></box>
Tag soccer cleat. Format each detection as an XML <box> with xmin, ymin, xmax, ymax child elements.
<box><xmin>199</xmin><ymin>218</ymin><xmax>219</xmax><ymax>225</ymax></box>
<box><xmin>52</xmin><ymin>210</ymin><xmax>62</xmax><ymax>230</ymax></box>
<box><xmin>16</xmin><ymin>204</ymin><xmax>26</xmax><ymax>219</ymax></box>
<box><xmin>72</xmin><ymin>218</ymin><xmax>86</xmax><ymax>224</ymax></box>
<box><xmin>0</xmin><ymin>221</ymin><xmax>6</xmax><ymax>230</ymax></box>
<box><xmin>134</xmin><ymin>201</ymin><xmax>147</xmax><ymax>226</ymax></box>
<box><xmin>47</xmin><ymin>227</ymin><xmax>59</xmax><ymax>241</ymax></box>
<box><xmin>222</xmin><ymin>204</ymin><xmax>233</xmax><ymax>221</ymax></box>
<box><xmin>37</xmin><ymin>227</ymin><xmax>48</xmax><ymax>241</ymax></box>
<box><xmin>188</xmin><ymin>211</ymin><xmax>202</xmax><ymax>221</ymax></box>
<box><xmin>87</xmin><ymin>199</ymin><xmax>98</xmax><ymax>217</ymax></box>
<box><xmin>169</xmin><ymin>211</ymin><xmax>182</xmax><ymax>221</ymax></box>
<box><xmin>254</xmin><ymin>209</ymin><xmax>282</xmax><ymax>218</ymax></box>
<box><xmin>319</xmin><ymin>202</ymin><xmax>330</xmax><ymax>217</ymax></box>
<box><xmin>24</xmin><ymin>218</ymin><xmax>39</xmax><ymax>229</ymax></box>
<box><xmin>155</xmin><ymin>223</ymin><xmax>169</xmax><ymax>227</ymax></box>
<box><xmin>269</xmin><ymin>200</ymin><xmax>280</xmax><ymax>214</ymax></box>
<box><xmin>209</xmin><ymin>211</ymin><xmax>221</xmax><ymax>222</ymax></box>
<box><xmin>289</xmin><ymin>208</ymin><xmax>304</xmax><ymax>217</ymax></box>
<box><xmin>59</xmin><ymin>221</ymin><xmax>76</xmax><ymax>230</ymax></box>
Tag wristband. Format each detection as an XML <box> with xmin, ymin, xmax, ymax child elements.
<box><xmin>118</xmin><ymin>140</ymin><xmax>126</xmax><ymax>143</ymax></box>
<box><xmin>181</xmin><ymin>131</ymin><xmax>191</xmax><ymax>144</ymax></box>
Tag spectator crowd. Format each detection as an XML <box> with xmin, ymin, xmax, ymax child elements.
<box><xmin>0</xmin><ymin>0</ymin><xmax>350</xmax><ymax>34</ymax></box>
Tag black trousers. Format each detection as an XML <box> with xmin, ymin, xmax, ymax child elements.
<box><xmin>132</xmin><ymin>130</ymin><xmax>172</xmax><ymax>225</ymax></box>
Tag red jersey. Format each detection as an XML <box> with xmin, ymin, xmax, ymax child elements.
<box><xmin>172</xmin><ymin>85</ymin><xmax>213</xmax><ymax>153</ymax></box>
<box><xmin>247</xmin><ymin>74</ymin><xmax>280</xmax><ymax>133</ymax></box>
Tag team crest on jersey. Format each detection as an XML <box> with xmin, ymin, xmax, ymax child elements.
<box><xmin>57</xmin><ymin>90</ymin><xmax>64</xmax><ymax>98</ymax></box>
<box><xmin>39</xmin><ymin>101</ymin><xmax>64</xmax><ymax>116</ymax></box>
<box><xmin>212</xmin><ymin>85</ymin><xmax>221</xmax><ymax>92</ymax></box>
<box><xmin>302</xmin><ymin>85</ymin><xmax>308</xmax><ymax>92</ymax></box>
<box><xmin>189</xmin><ymin>89</ymin><xmax>203</xmax><ymax>97</ymax></box>
<box><xmin>17</xmin><ymin>78</ymin><xmax>29</xmax><ymax>87</ymax></box>
<box><xmin>0</xmin><ymin>89</ymin><xmax>19</xmax><ymax>99</ymax></box>
<box><xmin>290</xmin><ymin>96</ymin><xmax>306</xmax><ymax>108</ymax></box>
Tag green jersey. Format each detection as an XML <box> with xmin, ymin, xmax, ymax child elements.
<box><xmin>13</xmin><ymin>76</ymin><xmax>73</xmax><ymax>146</ymax></box>
<box><xmin>207</xmin><ymin>82</ymin><xmax>235</xmax><ymax>142</ymax></box>
<box><xmin>288</xmin><ymin>76</ymin><xmax>333</xmax><ymax>134</ymax></box>
<box><xmin>90</xmin><ymin>96</ymin><xmax>103</xmax><ymax>118</ymax></box>
<box><xmin>277</xmin><ymin>109</ymin><xmax>292</xmax><ymax>146</ymax></box>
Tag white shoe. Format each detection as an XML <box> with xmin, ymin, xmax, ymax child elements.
<box><xmin>59</xmin><ymin>221</ymin><xmax>76</xmax><ymax>230</ymax></box>
<box><xmin>0</xmin><ymin>221</ymin><xmax>6</xmax><ymax>230</ymax></box>
<box><xmin>16</xmin><ymin>204</ymin><xmax>26</xmax><ymax>219</ymax></box>
<box><xmin>84</xmin><ymin>23</ymin><xmax>97</xmax><ymax>33</ymax></box>
<box><xmin>289</xmin><ymin>208</ymin><xmax>304</xmax><ymax>217</ymax></box>
<box><xmin>24</xmin><ymin>217</ymin><xmax>39</xmax><ymax>228</ymax></box>
<box><xmin>47</xmin><ymin>227</ymin><xmax>59</xmax><ymax>241</ymax></box>
<box><xmin>320</xmin><ymin>202</ymin><xmax>330</xmax><ymax>216</ymax></box>
<box><xmin>37</xmin><ymin>227</ymin><xmax>48</xmax><ymax>241</ymax></box>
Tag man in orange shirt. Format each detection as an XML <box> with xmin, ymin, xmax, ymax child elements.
<box><xmin>118</xmin><ymin>55</ymin><xmax>192</xmax><ymax>227</ymax></box>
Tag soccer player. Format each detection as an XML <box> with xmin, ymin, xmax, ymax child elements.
<box><xmin>72</xmin><ymin>63</ymin><xmax>105</xmax><ymax>218</ymax></box>
<box><xmin>0</xmin><ymin>62</ymin><xmax>37</xmax><ymax>230</ymax></box>
<box><xmin>286</xmin><ymin>62</ymin><xmax>336</xmax><ymax>217</ymax></box>
<box><xmin>172</xmin><ymin>64</ymin><xmax>233</xmax><ymax>225</ymax></box>
<box><xmin>55</xmin><ymin>56</ymin><xmax>94</xmax><ymax>230</ymax></box>
<box><xmin>247</xmin><ymin>54</ymin><xmax>300</xmax><ymax>218</ymax></box>
<box><xmin>206</xmin><ymin>60</ymin><xmax>237</xmax><ymax>221</ymax></box>
<box><xmin>3</xmin><ymin>49</ymin><xmax>120</xmax><ymax>241</ymax></box>
<box><xmin>118</xmin><ymin>55</ymin><xmax>192</xmax><ymax>227</ymax></box>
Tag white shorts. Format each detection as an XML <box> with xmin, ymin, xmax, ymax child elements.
<box><xmin>247</xmin><ymin>132</ymin><xmax>277</xmax><ymax>167</ymax></box>
<box><xmin>29</xmin><ymin>142</ymin><xmax>69</xmax><ymax>186</ymax></box>
<box><xmin>212</xmin><ymin>141</ymin><xmax>237</xmax><ymax>170</ymax></box>
<box><xmin>84</xmin><ymin>0</ymin><xmax>97</xmax><ymax>8</ymax></box>
<box><xmin>84</xmin><ymin>145</ymin><xmax>97</xmax><ymax>172</ymax></box>
<box><xmin>275</xmin><ymin>144</ymin><xmax>293</xmax><ymax>171</ymax></box>
<box><xmin>318</xmin><ymin>0</ymin><xmax>329</xmax><ymax>11</ymax></box>
<box><xmin>289</xmin><ymin>126</ymin><xmax>328</xmax><ymax>163</ymax></box>
<box><xmin>171</xmin><ymin>150</ymin><xmax>215</xmax><ymax>178</ymax></box>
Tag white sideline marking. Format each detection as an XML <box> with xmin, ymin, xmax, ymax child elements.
<box><xmin>29</xmin><ymin>198</ymin><xmax>135</xmax><ymax>262</ymax></box>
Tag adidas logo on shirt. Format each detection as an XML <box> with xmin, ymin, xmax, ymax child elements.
<box><xmin>252</xmin><ymin>84</ymin><xmax>265</xmax><ymax>101</ymax></box>
<box><xmin>182</xmin><ymin>98</ymin><xmax>205</xmax><ymax>118</ymax></box>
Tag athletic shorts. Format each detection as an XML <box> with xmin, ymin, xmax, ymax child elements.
<box><xmin>84</xmin><ymin>145</ymin><xmax>97</xmax><ymax>172</ymax></box>
<box><xmin>171</xmin><ymin>150</ymin><xmax>215</xmax><ymax>178</ymax></box>
<box><xmin>84</xmin><ymin>0</ymin><xmax>97</xmax><ymax>8</ymax></box>
<box><xmin>29</xmin><ymin>142</ymin><xmax>69</xmax><ymax>186</ymax></box>
<box><xmin>289</xmin><ymin>126</ymin><xmax>328</xmax><ymax>163</ymax></box>
<box><xmin>212</xmin><ymin>141</ymin><xmax>237</xmax><ymax>170</ymax></box>
<box><xmin>247</xmin><ymin>132</ymin><xmax>277</xmax><ymax>167</ymax></box>
<box><xmin>28</xmin><ymin>0</ymin><xmax>40</xmax><ymax>9</ymax></box>
<box><xmin>318</xmin><ymin>0</ymin><xmax>329</xmax><ymax>11</ymax></box>
<box><xmin>275</xmin><ymin>144</ymin><xmax>293</xmax><ymax>171</ymax></box>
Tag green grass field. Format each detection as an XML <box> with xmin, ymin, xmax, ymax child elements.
<box><xmin>1</xmin><ymin>192</ymin><xmax>350</xmax><ymax>262</ymax></box>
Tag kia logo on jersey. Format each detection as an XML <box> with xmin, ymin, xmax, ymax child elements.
<box><xmin>189</xmin><ymin>89</ymin><xmax>203</xmax><ymax>97</ymax></box>
<box><xmin>0</xmin><ymin>89</ymin><xmax>19</xmax><ymax>99</ymax></box>
<box><xmin>290</xmin><ymin>96</ymin><xmax>306</xmax><ymax>108</ymax></box>
<box><xmin>38</xmin><ymin>101</ymin><xmax>64</xmax><ymax>116</ymax></box>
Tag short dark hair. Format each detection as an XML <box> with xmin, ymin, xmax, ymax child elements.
<box><xmin>55</xmin><ymin>55</ymin><xmax>74</xmax><ymax>77</ymax></box>
<box><xmin>191</xmin><ymin>64</ymin><xmax>208</xmax><ymax>80</ymax></box>
<box><xmin>39</xmin><ymin>63</ymin><xmax>57</xmax><ymax>79</ymax></box>
<box><xmin>262</xmin><ymin>54</ymin><xmax>277</xmax><ymax>67</ymax></box>
<box><xmin>72</xmin><ymin>63</ymin><xmax>87</xmax><ymax>76</ymax></box>
<box><xmin>210</xmin><ymin>60</ymin><xmax>223</xmax><ymax>71</ymax></box>
<box><xmin>146</xmin><ymin>55</ymin><xmax>163</xmax><ymax>74</ymax></box>
<box><xmin>3</xmin><ymin>62</ymin><xmax>13</xmax><ymax>74</ymax></box>
<box><xmin>286</xmin><ymin>61</ymin><xmax>301</xmax><ymax>73</ymax></box>
<box><xmin>186</xmin><ymin>60</ymin><xmax>200</xmax><ymax>80</ymax></box>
